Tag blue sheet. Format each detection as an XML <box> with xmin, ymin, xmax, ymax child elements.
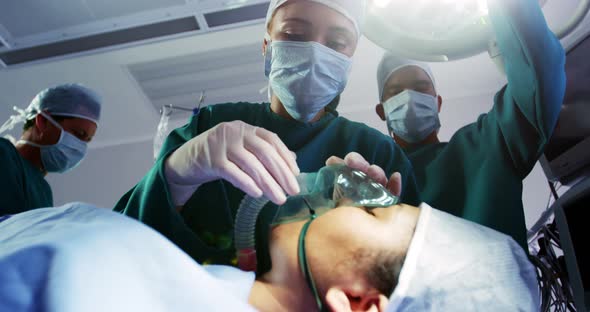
<box><xmin>0</xmin><ymin>203</ymin><xmax>256</xmax><ymax>312</ymax></box>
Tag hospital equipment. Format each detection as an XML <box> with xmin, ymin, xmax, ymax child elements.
<box><xmin>530</xmin><ymin>46</ymin><xmax>590</xmax><ymax>305</ymax></box>
<box><xmin>234</xmin><ymin>164</ymin><xmax>399</xmax><ymax>271</ymax></box>
<box><xmin>364</xmin><ymin>0</ymin><xmax>590</xmax><ymax>64</ymax></box>
<box><xmin>528</xmin><ymin>178</ymin><xmax>590</xmax><ymax>311</ymax></box>
<box><xmin>540</xmin><ymin>31</ymin><xmax>590</xmax><ymax>186</ymax></box>
<box><xmin>531</xmin><ymin>32</ymin><xmax>590</xmax><ymax>310</ymax></box>
<box><xmin>153</xmin><ymin>91</ymin><xmax>204</xmax><ymax>160</ymax></box>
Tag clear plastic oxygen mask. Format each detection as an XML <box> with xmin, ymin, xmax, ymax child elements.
<box><xmin>234</xmin><ymin>164</ymin><xmax>400</xmax><ymax>271</ymax></box>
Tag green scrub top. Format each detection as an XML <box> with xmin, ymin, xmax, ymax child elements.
<box><xmin>115</xmin><ymin>102</ymin><xmax>420</xmax><ymax>273</ymax></box>
<box><xmin>0</xmin><ymin>138</ymin><xmax>53</xmax><ymax>216</ymax></box>
<box><xmin>404</xmin><ymin>0</ymin><xmax>565</xmax><ymax>250</ymax></box>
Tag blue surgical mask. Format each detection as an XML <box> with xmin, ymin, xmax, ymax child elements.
<box><xmin>383</xmin><ymin>89</ymin><xmax>441</xmax><ymax>143</ymax></box>
<box><xmin>19</xmin><ymin>112</ymin><xmax>87</xmax><ymax>173</ymax></box>
<box><xmin>265</xmin><ymin>41</ymin><xmax>352</xmax><ymax>122</ymax></box>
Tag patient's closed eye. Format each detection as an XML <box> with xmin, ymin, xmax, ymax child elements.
<box><xmin>363</xmin><ymin>207</ymin><xmax>376</xmax><ymax>216</ymax></box>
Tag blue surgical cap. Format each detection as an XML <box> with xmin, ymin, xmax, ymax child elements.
<box><xmin>265</xmin><ymin>0</ymin><xmax>365</xmax><ymax>39</ymax></box>
<box><xmin>0</xmin><ymin>84</ymin><xmax>102</xmax><ymax>136</ymax></box>
<box><xmin>28</xmin><ymin>84</ymin><xmax>102</xmax><ymax>125</ymax></box>
<box><xmin>377</xmin><ymin>52</ymin><xmax>437</xmax><ymax>102</ymax></box>
<box><xmin>387</xmin><ymin>203</ymin><xmax>540</xmax><ymax>311</ymax></box>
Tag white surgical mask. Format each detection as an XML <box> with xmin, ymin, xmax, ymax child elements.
<box><xmin>265</xmin><ymin>40</ymin><xmax>352</xmax><ymax>122</ymax></box>
<box><xmin>383</xmin><ymin>89</ymin><xmax>441</xmax><ymax>143</ymax></box>
<box><xmin>19</xmin><ymin>112</ymin><xmax>87</xmax><ymax>173</ymax></box>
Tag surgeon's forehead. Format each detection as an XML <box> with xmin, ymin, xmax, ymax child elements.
<box><xmin>383</xmin><ymin>66</ymin><xmax>435</xmax><ymax>99</ymax></box>
<box><xmin>270</xmin><ymin>1</ymin><xmax>356</xmax><ymax>38</ymax></box>
<box><xmin>387</xmin><ymin>66</ymin><xmax>433</xmax><ymax>87</ymax></box>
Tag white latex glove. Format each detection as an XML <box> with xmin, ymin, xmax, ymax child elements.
<box><xmin>165</xmin><ymin>121</ymin><xmax>300</xmax><ymax>206</ymax></box>
<box><xmin>325</xmin><ymin>152</ymin><xmax>402</xmax><ymax>197</ymax></box>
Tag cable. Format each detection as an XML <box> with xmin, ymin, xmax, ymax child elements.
<box><xmin>529</xmin><ymin>217</ymin><xmax>577</xmax><ymax>311</ymax></box>
<box><xmin>528</xmin><ymin>182</ymin><xmax>563</xmax><ymax>239</ymax></box>
<box><xmin>549</xmin><ymin>181</ymin><xmax>560</xmax><ymax>202</ymax></box>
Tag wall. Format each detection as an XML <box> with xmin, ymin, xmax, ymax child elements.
<box><xmin>46</xmin><ymin>139</ymin><xmax>154</xmax><ymax>208</ymax></box>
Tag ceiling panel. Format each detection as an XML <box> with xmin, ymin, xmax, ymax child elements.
<box><xmin>128</xmin><ymin>43</ymin><xmax>261</xmax><ymax>80</ymax></box>
<box><xmin>0</xmin><ymin>0</ymin><xmax>95</xmax><ymax>37</ymax></box>
<box><xmin>129</xmin><ymin>42</ymin><xmax>267</xmax><ymax>114</ymax></box>
<box><xmin>142</xmin><ymin>62</ymin><xmax>262</xmax><ymax>99</ymax></box>
<box><xmin>85</xmin><ymin>0</ymin><xmax>188</xmax><ymax>20</ymax></box>
<box><xmin>0</xmin><ymin>17</ymin><xmax>200</xmax><ymax>66</ymax></box>
<box><xmin>204</xmin><ymin>2</ymin><xmax>269</xmax><ymax>27</ymax></box>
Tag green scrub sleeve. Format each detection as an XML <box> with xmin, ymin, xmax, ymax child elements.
<box><xmin>0</xmin><ymin>147</ymin><xmax>26</xmax><ymax>215</ymax></box>
<box><xmin>114</xmin><ymin>116</ymin><xmax>230</xmax><ymax>261</ymax></box>
<box><xmin>487</xmin><ymin>0</ymin><xmax>566</xmax><ymax>178</ymax></box>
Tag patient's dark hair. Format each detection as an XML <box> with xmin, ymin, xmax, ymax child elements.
<box><xmin>364</xmin><ymin>249</ymin><xmax>406</xmax><ymax>296</ymax></box>
<box><xmin>343</xmin><ymin>248</ymin><xmax>406</xmax><ymax>296</ymax></box>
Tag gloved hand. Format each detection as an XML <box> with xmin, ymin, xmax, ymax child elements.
<box><xmin>165</xmin><ymin>120</ymin><xmax>300</xmax><ymax>207</ymax></box>
<box><xmin>325</xmin><ymin>152</ymin><xmax>402</xmax><ymax>197</ymax></box>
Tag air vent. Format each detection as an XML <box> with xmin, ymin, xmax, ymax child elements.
<box><xmin>0</xmin><ymin>17</ymin><xmax>199</xmax><ymax>66</ymax></box>
<box><xmin>204</xmin><ymin>2</ymin><xmax>269</xmax><ymax>28</ymax></box>
<box><xmin>128</xmin><ymin>42</ymin><xmax>267</xmax><ymax>116</ymax></box>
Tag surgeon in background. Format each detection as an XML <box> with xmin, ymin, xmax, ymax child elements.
<box><xmin>115</xmin><ymin>0</ymin><xmax>421</xmax><ymax>274</ymax></box>
<box><xmin>374</xmin><ymin>0</ymin><xmax>565</xmax><ymax>249</ymax></box>
<box><xmin>0</xmin><ymin>84</ymin><xmax>101</xmax><ymax>216</ymax></box>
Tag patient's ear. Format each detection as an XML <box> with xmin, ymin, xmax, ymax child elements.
<box><xmin>325</xmin><ymin>287</ymin><xmax>389</xmax><ymax>312</ymax></box>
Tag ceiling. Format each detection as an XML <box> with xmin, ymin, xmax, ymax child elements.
<box><xmin>0</xmin><ymin>0</ymin><xmax>588</xmax><ymax>149</ymax></box>
<box><xmin>0</xmin><ymin>0</ymin><xmax>269</xmax><ymax>66</ymax></box>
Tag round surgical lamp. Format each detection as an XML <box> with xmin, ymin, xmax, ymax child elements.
<box><xmin>364</xmin><ymin>0</ymin><xmax>590</xmax><ymax>64</ymax></box>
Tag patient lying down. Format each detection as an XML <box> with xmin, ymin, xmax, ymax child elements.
<box><xmin>0</xmin><ymin>200</ymin><xmax>538</xmax><ymax>311</ymax></box>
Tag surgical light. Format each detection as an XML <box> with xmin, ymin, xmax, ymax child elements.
<box><xmin>364</xmin><ymin>0</ymin><xmax>590</xmax><ymax>62</ymax></box>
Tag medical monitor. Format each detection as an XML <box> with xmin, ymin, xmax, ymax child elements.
<box><xmin>552</xmin><ymin>178</ymin><xmax>590</xmax><ymax>311</ymax></box>
<box><xmin>540</xmin><ymin>32</ymin><xmax>590</xmax><ymax>184</ymax></box>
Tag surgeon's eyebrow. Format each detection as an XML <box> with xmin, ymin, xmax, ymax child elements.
<box><xmin>328</xmin><ymin>26</ymin><xmax>355</xmax><ymax>41</ymax></box>
<box><xmin>387</xmin><ymin>80</ymin><xmax>433</xmax><ymax>92</ymax></box>
<box><xmin>281</xmin><ymin>17</ymin><xmax>312</xmax><ymax>27</ymax></box>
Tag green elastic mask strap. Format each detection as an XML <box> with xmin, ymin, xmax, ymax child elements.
<box><xmin>298</xmin><ymin>213</ymin><xmax>327</xmax><ymax>312</ymax></box>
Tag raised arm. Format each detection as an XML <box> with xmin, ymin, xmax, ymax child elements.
<box><xmin>486</xmin><ymin>0</ymin><xmax>566</xmax><ymax>177</ymax></box>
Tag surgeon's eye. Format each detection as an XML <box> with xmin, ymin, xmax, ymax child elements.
<box><xmin>70</xmin><ymin>129</ymin><xmax>88</xmax><ymax>141</ymax></box>
<box><xmin>325</xmin><ymin>31</ymin><xmax>353</xmax><ymax>53</ymax></box>
<box><xmin>283</xmin><ymin>30</ymin><xmax>307</xmax><ymax>42</ymax></box>
<box><xmin>327</xmin><ymin>40</ymin><xmax>347</xmax><ymax>52</ymax></box>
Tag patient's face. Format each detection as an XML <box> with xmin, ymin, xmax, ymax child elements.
<box><xmin>308</xmin><ymin>204</ymin><xmax>415</xmax><ymax>251</ymax></box>
<box><xmin>303</xmin><ymin>204</ymin><xmax>418</xmax><ymax>279</ymax></box>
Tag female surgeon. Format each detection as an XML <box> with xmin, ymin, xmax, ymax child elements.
<box><xmin>0</xmin><ymin>84</ymin><xmax>102</xmax><ymax>216</ymax></box>
<box><xmin>115</xmin><ymin>0</ymin><xmax>421</xmax><ymax>273</ymax></box>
